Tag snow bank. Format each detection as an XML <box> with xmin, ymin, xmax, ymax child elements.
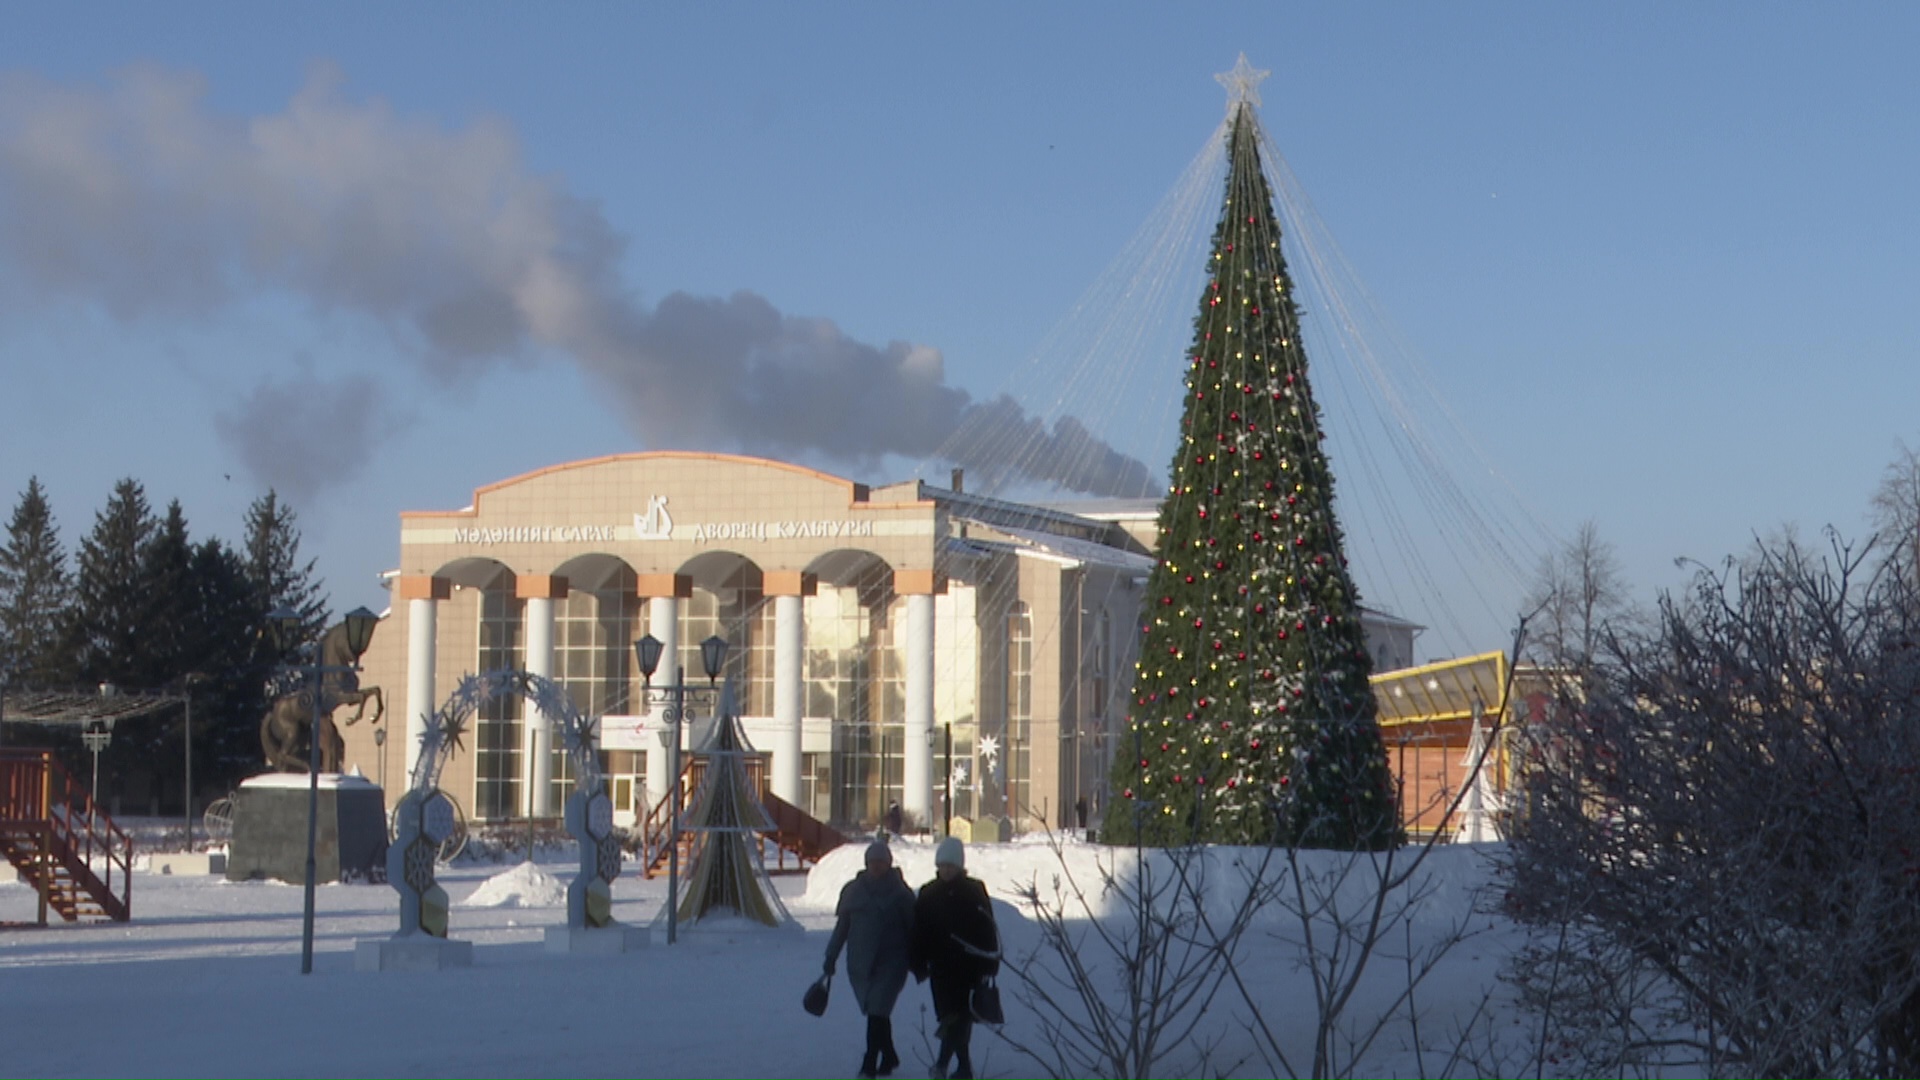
<box><xmin>803</xmin><ymin>832</ymin><xmax>1501</xmax><ymax>934</ymax></box>
<box><xmin>457</xmin><ymin>860</ymin><xmax>567</xmax><ymax>908</ymax></box>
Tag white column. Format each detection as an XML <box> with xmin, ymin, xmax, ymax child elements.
<box><xmin>772</xmin><ymin>594</ymin><xmax>804</xmax><ymax>804</ymax></box>
<box><xmin>523</xmin><ymin>596</ymin><xmax>556</xmax><ymax>817</ymax></box>
<box><xmin>643</xmin><ymin>596</ymin><xmax>681</xmax><ymax>805</ymax></box>
<box><xmin>903</xmin><ymin>593</ymin><xmax>935</xmax><ymax>827</ymax></box>
<box><xmin>405</xmin><ymin>597</ymin><xmax>437</xmax><ymax>785</ymax></box>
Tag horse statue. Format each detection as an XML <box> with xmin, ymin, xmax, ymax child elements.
<box><xmin>260</xmin><ymin>618</ymin><xmax>386</xmax><ymax>774</ymax></box>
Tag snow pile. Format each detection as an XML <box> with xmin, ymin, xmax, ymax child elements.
<box><xmin>457</xmin><ymin>860</ymin><xmax>567</xmax><ymax>908</ymax></box>
<box><xmin>805</xmin><ymin>833</ymin><xmax>1499</xmax><ymax>932</ymax></box>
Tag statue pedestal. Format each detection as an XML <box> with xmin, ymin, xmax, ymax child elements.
<box><xmin>227</xmin><ymin>773</ymin><xmax>388</xmax><ymax>884</ymax></box>
<box><xmin>544</xmin><ymin>924</ymin><xmax>649</xmax><ymax>955</ymax></box>
<box><xmin>355</xmin><ymin>934</ymin><xmax>473</xmax><ymax>972</ymax></box>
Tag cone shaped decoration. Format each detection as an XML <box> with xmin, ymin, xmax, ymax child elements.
<box><xmin>670</xmin><ymin>681</ymin><xmax>795</xmax><ymax>928</ymax></box>
<box><xmin>1104</xmin><ymin>60</ymin><xmax>1401</xmax><ymax>850</ymax></box>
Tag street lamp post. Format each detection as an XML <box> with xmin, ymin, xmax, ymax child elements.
<box><xmin>182</xmin><ymin>673</ymin><xmax>207</xmax><ymax>853</ymax></box>
<box><xmin>373</xmin><ymin>725</ymin><xmax>387</xmax><ymax>790</ymax></box>
<box><xmin>82</xmin><ymin>703</ymin><xmax>116</xmax><ymax>834</ymax></box>
<box><xmin>269</xmin><ymin>605</ymin><xmax>378</xmax><ymax>976</ymax></box>
<box><xmin>634</xmin><ymin>632</ymin><xmax>728</xmax><ymax>945</ymax></box>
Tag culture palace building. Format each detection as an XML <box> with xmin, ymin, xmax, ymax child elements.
<box><xmin>344</xmin><ymin>452</ymin><xmax>1424</xmax><ymax>837</ymax></box>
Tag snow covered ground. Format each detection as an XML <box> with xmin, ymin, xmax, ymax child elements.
<box><xmin>0</xmin><ymin>831</ymin><xmax>1518</xmax><ymax>1078</ymax></box>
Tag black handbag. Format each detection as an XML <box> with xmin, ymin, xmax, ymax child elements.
<box><xmin>803</xmin><ymin>974</ymin><xmax>831</xmax><ymax>1017</ymax></box>
<box><xmin>970</xmin><ymin>977</ymin><xmax>1005</xmax><ymax>1025</ymax></box>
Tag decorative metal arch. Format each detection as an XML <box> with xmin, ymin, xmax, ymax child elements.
<box><xmin>408</xmin><ymin>669</ymin><xmax>601</xmax><ymax>798</ymax></box>
<box><xmin>387</xmin><ymin>669</ymin><xmax>621</xmax><ymax>940</ymax></box>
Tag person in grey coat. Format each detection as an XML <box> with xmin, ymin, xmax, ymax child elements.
<box><xmin>824</xmin><ymin>839</ymin><xmax>916</xmax><ymax>1079</ymax></box>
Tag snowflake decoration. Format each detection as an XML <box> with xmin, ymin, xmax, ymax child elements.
<box><xmin>950</xmin><ymin>761</ymin><xmax>969</xmax><ymax>789</ymax></box>
<box><xmin>979</xmin><ymin>734</ymin><xmax>1000</xmax><ymax>765</ymax></box>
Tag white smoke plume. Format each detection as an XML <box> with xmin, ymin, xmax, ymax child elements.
<box><xmin>0</xmin><ymin>65</ymin><xmax>1153</xmax><ymax>498</ymax></box>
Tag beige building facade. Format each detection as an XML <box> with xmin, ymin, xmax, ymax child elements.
<box><xmin>344</xmin><ymin>452</ymin><xmax>1158</xmax><ymax>836</ymax></box>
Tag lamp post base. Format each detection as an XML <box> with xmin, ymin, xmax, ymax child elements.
<box><xmin>354</xmin><ymin>935</ymin><xmax>473</xmax><ymax>972</ymax></box>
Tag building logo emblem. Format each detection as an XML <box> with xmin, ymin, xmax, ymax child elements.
<box><xmin>634</xmin><ymin>495</ymin><xmax>674</xmax><ymax>540</ymax></box>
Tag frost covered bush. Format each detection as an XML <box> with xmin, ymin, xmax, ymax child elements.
<box><xmin>1503</xmin><ymin>533</ymin><xmax>1920</xmax><ymax>1078</ymax></box>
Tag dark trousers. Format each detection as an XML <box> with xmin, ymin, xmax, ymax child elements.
<box><xmin>931</xmin><ymin>978</ymin><xmax>975</xmax><ymax>1077</ymax></box>
<box><xmin>863</xmin><ymin>1014</ymin><xmax>897</xmax><ymax>1074</ymax></box>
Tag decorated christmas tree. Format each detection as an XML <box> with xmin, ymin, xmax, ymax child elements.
<box><xmin>1104</xmin><ymin>57</ymin><xmax>1401</xmax><ymax>850</ymax></box>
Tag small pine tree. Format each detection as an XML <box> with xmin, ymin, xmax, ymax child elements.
<box><xmin>1105</xmin><ymin>76</ymin><xmax>1400</xmax><ymax>850</ymax></box>
<box><xmin>0</xmin><ymin>476</ymin><xmax>73</xmax><ymax>684</ymax></box>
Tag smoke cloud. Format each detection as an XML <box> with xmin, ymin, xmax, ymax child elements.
<box><xmin>0</xmin><ymin>65</ymin><xmax>1154</xmax><ymax>499</ymax></box>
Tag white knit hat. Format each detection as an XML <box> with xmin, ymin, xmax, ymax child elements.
<box><xmin>935</xmin><ymin>835</ymin><xmax>965</xmax><ymax>869</ymax></box>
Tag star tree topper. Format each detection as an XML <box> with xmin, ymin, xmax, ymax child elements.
<box><xmin>1215</xmin><ymin>52</ymin><xmax>1270</xmax><ymax>110</ymax></box>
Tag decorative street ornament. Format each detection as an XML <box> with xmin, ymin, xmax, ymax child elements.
<box><xmin>1214</xmin><ymin>52</ymin><xmax>1270</xmax><ymax>111</ymax></box>
<box><xmin>385</xmin><ymin>669</ymin><xmax>623</xmax><ymax>938</ymax></box>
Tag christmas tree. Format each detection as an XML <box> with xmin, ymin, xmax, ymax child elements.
<box><xmin>1105</xmin><ymin>57</ymin><xmax>1401</xmax><ymax>850</ymax></box>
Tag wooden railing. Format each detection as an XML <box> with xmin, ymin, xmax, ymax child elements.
<box><xmin>0</xmin><ymin>748</ymin><xmax>133</xmax><ymax>923</ymax></box>
<box><xmin>762</xmin><ymin>791</ymin><xmax>845</xmax><ymax>872</ymax></box>
<box><xmin>636</xmin><ymin>755</ymin><xmax>843</xmax><ymax>877</ymax></box>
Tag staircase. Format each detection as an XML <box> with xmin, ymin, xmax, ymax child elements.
<box><xmin>636</xmin><ymin>757</ymin><xmax>843</xmax><ymax>878</ymax></box>
<box><xmin>0</xmin><ymin>749</ymin><xmax>133</xmax><ymax>925</ymax></box>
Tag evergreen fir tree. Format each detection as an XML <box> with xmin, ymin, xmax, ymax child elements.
<box><xmin>137</xmin><ymin>501</ymin><xmax>195</xmax><ymax>684</ymax></box>
<box><xmin>70</xmin><ymin>478</ymin><xmax>159</xmax><ymax>684</ymax></box>
<box><xmin>1105</xmin><ymin>61</ymin><xmax>1400</xmax><ymax>850</ymax></box>
<box><xmin>241</xmin><ymin>490</ymin><xmax>327</xmax><ymax>660</ymax></box>
<box><xmin>183</xmin><ymin>537</ymin><xmax>272</xmax><ymax>791</ymax></box>
<box><xmin>0</xmin><ymin>476</ymin><xmax>73</xmax><ymax>684</ymax></box>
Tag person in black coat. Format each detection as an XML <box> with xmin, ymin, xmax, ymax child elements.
<box><xmin>910</xmin><ymin>836</ymin><xmax>999</xmax><ymax>1080</ymax></box>
<box><xmin>824</xmin><ymin>840</ymin><xmax>916</xmax><ymax>1079</ymax></box>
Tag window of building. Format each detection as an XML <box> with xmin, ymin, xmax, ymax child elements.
<box><xmin>1006</xmin><ymin>600</ymin><xmax>1032</xmax><ymax>822</ymax></box>
<box><xmin>475</xmin><ymin>586</ymin><xmax>524</xmax><ymax>821</ymax></box>
<box><xmin>550</xmin><ymin>582</ymin><xmax>636</xmax><ymax>811</ymax></box>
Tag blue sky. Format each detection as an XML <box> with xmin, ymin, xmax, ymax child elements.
<box><xmin>4</xmin><ymin>4</ymin><xmax>1919</xmax><ymax>659</ymax></box>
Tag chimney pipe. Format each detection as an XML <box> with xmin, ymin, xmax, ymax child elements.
<box><xmin>951</xmin><ymin>468</ymin><xmax>964</xmax><ymax>494</ymax></box>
